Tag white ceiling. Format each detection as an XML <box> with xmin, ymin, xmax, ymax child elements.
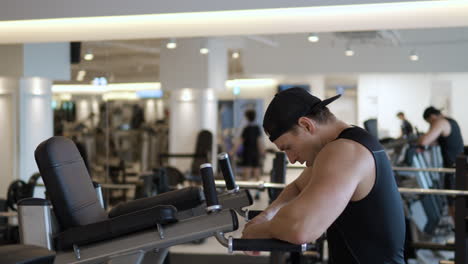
<box><xmin>75</xmin><ymin>39</ymin><xmax>162</xmax><ymax>83</ymax></box>
<box><xmin>242</xmin><ymin>27</ymin><xmax>468</xmax><ymax>74</ymax></box>
<box><xmin>0</xmin><ymin>1</ymin><xmax>467</xmax><ymax>44</ymax></box>
<box><xmin>0</xmin><ymin>0</ymin><xmax>434</xmax><ymax>21</ymax></box>
<box><xmin>67</xmin><ymin>28</ymin><xmax>468</xmax><ymax>83</ymax></box>
<box><xmin>2</xmin><ymin>1</ymin><xmax>467</xmax><ymax>83</ymax></box>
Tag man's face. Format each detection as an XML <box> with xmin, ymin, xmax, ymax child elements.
<box><xmin>397</xmin><ymin>114</ymin><xmax>404</xmax><ymax>120</ymax></box>
<box><xmin>425</xmin><ymin>115</ymin><xmax>437</xmax><ymax>125</ymax></box>
<box><xmin>273</xmin><ymin>126</ymin><xmax>321</xmax><ymax>167</ymax></box>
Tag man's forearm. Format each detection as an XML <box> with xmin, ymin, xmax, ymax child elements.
<box><xmin>262</xmin><ymin>181</ymin><xmax>300</xmax><ymax>219</ymax></box>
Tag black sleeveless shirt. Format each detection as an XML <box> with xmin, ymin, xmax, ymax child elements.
<box><xmin>242</xmin><ymin>124</ymin><xmax>261</xmax><ymax>155</ymax></box>
<box><xmin>438</xmin><ymin>118</ymin><xmax>464</xmax><ymax>168</ymax></box>
<box><xmin>327</xmin><ymin>127</ymin><xmax>405</xmax><ymax>264</ymax></box>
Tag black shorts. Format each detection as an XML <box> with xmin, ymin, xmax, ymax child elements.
<box><xmin>242</xmin><ymin>153</ymin><xmax>260</xmax><ymax>167</ymax></box>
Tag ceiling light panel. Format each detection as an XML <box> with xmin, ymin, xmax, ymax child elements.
<box><xmin>0</xmin><ymin>1</ymin><xmax>467</xmax><ymax>43</ymax></box>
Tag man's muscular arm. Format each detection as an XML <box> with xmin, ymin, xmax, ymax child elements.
<box><xmin>418</xmin><ymin>119</ymin><xmax>446</xmax><ymax>146</ymax></box>
<box><xmin>245</xmin><ymin>166</ymin><xmax>312</xmax><ymax>227</ymax></box>
<box><xmin>242</xmin><ymin>140</ymin><xmax>373</xmax><ymax>244</ymax></box>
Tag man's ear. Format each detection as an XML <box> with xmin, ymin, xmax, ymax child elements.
<box><xmin>297</xmin><ymin>117</ymin><xmax>315</xmax><ymax>134</ymax></box>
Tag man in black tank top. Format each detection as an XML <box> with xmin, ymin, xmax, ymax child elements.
<box><xmin>241</xmin><ymin>87</ymin><xmax>405</xmax><ymax>264</ymax></box>
<box><xmin>419</xmin><ymin>106</ymin><xmax>464</xmax><ymax>213</ymax></box>
<box><xmin>232</xmin><ymin>109</ymin><xmax>264</xmax><ymax>182</ymax></box>
<box><xmin>419</xmin><ymin>106</ymin><xmax>464</xmax><ymax>168</ymax></box>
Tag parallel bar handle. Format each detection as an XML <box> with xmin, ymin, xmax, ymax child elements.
<box><xmin>217</xmin><ymin>153</ymin><xmax>237</xmax><ymax>191</ymax></box>
<box><xmin>200</xmin><ymin>163</ymin><xmax>221</xmax><ymax>213</ymax></box>
<box><xmin>231</xmin><ymin>238</ymin><xmax>314</xmax><ymax>252</ymax></box>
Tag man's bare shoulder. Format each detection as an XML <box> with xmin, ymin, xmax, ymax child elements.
<box><xmin>434</xmin><ymin>118</ymin><xmax>449</xmax><ymax>127</ymax></box>
<box><xmin>310</xmin><ymin>138</ymin><xmax>375</xmax><ymax>200</ymax></box>
<box><xmin>434</xmin><ymin>118</ymin><xmax>451</xmax><ymax>136</ymax></box>
<box><xmin>314</xmin><ymin>138</ymin><xmax>374</xmax><ymax>174</ymax></box>
<box><xmin>320</xmin><ymin>138</ymin><xmax>369</xmax><ymax>159</ymax></box>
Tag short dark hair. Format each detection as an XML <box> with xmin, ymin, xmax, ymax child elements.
<box><xmin>245</xmin><ymin>109</ymin><xmax>256</xmax><ymax>122</ymax></box>
<box><xmin>423</xmin><ymin>106</ymin><xmax>441</xmax><ymax>120</ymax></box>
<box><xmin>304</xmin><ymin>106</ymin><xmax>335</xmax><ymax>124</ymax></box>
<box><xmin>396</xmin><ymin>112</ymin><xmax>404</xmax><ymax>117</ymax></box>
<box><xmin>263</xmin><ymin>87</ymin><xmax>341</xmax><ymax>142</ymax></box>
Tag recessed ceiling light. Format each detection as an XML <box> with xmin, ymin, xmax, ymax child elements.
<box><xmin>409</xmin><ymin>50</ymin><xmax>419</xmax><ymax>61</ymax></box>
<box><xmin>84</xmin><ymin>51</ymin><xmax>94</xmax><ymax>61</ymax></box>
<box><xmin>166</xmin><ymin>38</ymin><xmax>177</xmax><ymax>49</ymax></box>
<box><xmin>308</xmin><ymin>33</ymin><xmax>319</xmax><ymax>43</ymax></box>
<box><xmin>345</xmin><ymin>48</ymin><xmax>354</xmax><ymax>56</ymax></box>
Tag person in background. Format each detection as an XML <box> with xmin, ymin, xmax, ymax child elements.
<box><xmin>130</xmin><ymin>104</ymin><xmax>145</xmax><ymax>129</ymax></box>
<box><xmin>396</xmin><ymin>112</ymin><xmax>414</xmax><ymax>139</ymax></box>
<box><xmin>231</xmin><ymin>109</ymin><xmax>265</xmax><ymax>185</ymax></box>
<box><xmin>418</xmin><ymin>106</ymin><xmax>464</xmax><ymax>168</ymax></box>
<box><xmin>418</xmin><ymin>106</ymin><xmax>464</xmax><ymax>218</ymax></box>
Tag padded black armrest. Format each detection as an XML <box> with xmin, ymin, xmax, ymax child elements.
<box><xmin>55</xmin><ymin>205</ymin><xmax>177</xmax><ymax>250</ymax></box>
<box><xmin>109</xmin><ymin>187</ymin><xmax>203</xmax><ymax>218</ymax></box>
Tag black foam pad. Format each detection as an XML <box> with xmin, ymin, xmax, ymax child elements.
<box><xmin>109</xmin><ymin>187</ymin><xmax>203</xmax><ymax>218</ymax></box>
<box><xmin>35</xmin><ymin>137</ymin><xmax>107</xmax><ymax>230</ymax></box>
<box><xmin>55</xmin><ymin>205</ymin><xmax>177</xmax><ymax>250</ymax></box>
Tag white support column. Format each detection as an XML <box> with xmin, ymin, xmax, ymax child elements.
<box><xmin>168</xmin><ymin>89</ymin><xmax>218</xmax><ymax>171</ymax></box>
<box><xmin>161</xmin><ymin>38</ymin><xmax>227</xmax><ymax>172</ymax></box>
<box><xmin>0</xmin><ymin>78</ymin><xmax>19</xmax><ymax>198</ymax></box>
<box><xmin>0</xmin><ymin>43</ymin><xmax>69</xmax><ymax>198</ymax></box>
<box><xmin>19</xmin><ymin>78</ymin><xmax>53</xmax><ymax>183</ymax></box>
<box><xmin>0</xmin><ymin>77</ymin><xmax>53</xmax><ymax>198</ymax></box>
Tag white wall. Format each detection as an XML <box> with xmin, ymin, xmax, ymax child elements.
<box><xmin>358</xmin><ymin>74</ymin><xmax>432</xmax><ymax>138</ymax></box>
<box><xmin>23</xmin><ymin>43</ymin><xmax>71</xmax><ymax>81</ymax></box>
<box><xmin>435</xmin><ymin>74</ymin><xmax>468</xmax><ymax>142</ymax></box>
<box><xmin>328</xmin><ymin>90</ymin><xmax>357</xmax><ymax>125</ymax></box>
<box><xmin>357</xmin><ymin>73</ymin><xmax>468</xmax><ymax>141</ymax></box>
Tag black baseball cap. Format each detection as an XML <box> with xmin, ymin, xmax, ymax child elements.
<box><xmin>423</xmin><ymin>106</ymin><xmax>441</xmax><ymax>120</ymax></box>
<box><xmin>263</xmin><ymin>87</ymin><xmax>341</xmax><ymax>142</ymax></box>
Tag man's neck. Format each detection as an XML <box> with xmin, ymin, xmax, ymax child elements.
<box><xmin>318</xmin><ymin>120</ymin><xmax>351</xmax><ymax>145</ymax></box>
